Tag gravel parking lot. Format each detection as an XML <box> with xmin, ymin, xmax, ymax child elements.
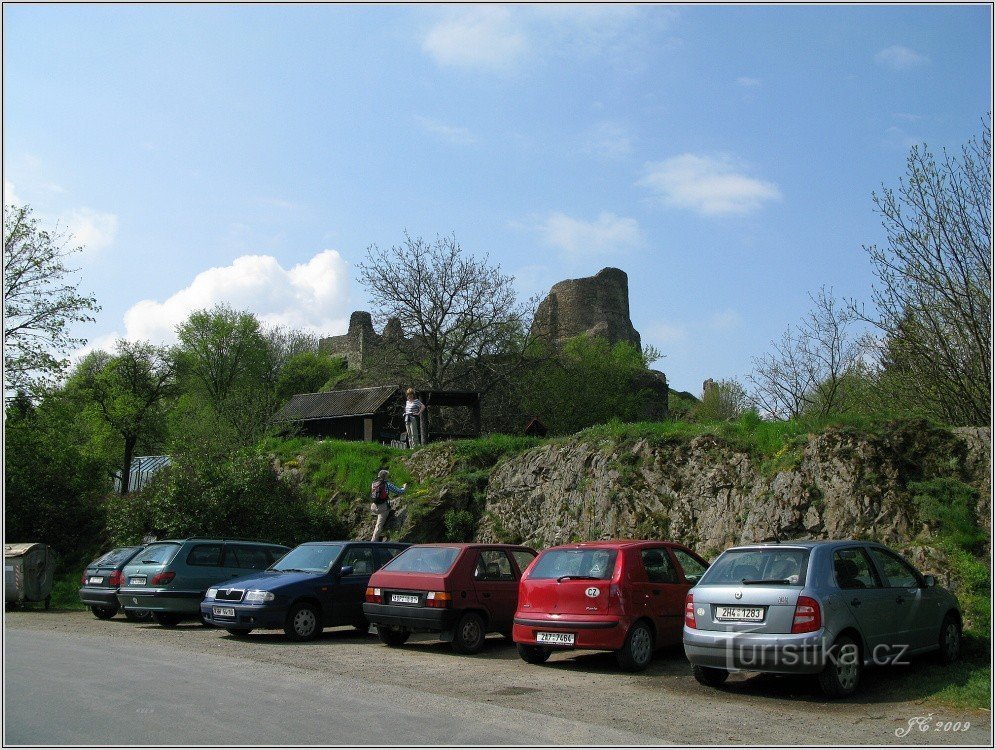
<box><xmin>5</xmin><ymin>610</ymin><xmax>991</xmax><ymax>745</ymax></box>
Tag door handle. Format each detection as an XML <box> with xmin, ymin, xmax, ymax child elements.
<box><xmin>896</xmin><ymin>596</ymin><xmax>905</xmax><ymax>604</ymax></box>
<box><xmin>850</xmin><ymin>598</ymin><xmax>861</xmax><ymax>607</ymax></box>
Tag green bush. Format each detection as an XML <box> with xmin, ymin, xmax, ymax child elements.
<box><xmin>911</xmin><ymin>478</ymin><xmax>985</xmax><ymax>553</ymax></box>
<box><xmin>444</xmin><ymin>509</ymin><xmax>477</xmax><ymax>541</ymax></box>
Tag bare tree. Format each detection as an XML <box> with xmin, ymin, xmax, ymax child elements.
<box><xmin>3</xmin><ymin>204</ymin><xmax>100</xmax><ymax>396</ymax></box>
<box><xmin>748</xmin><ymin>288</ymin><xmax>860</xmax><ymax>419</ymax></box>
<box><xmin>854</xmin><ymin>119</ymin><xmax>991</xmax><ymax>425</ymax></box>
<box><xmin>357</xmin><ymin>232</ymin><xmax>533</xmax><ymax>391</ymax></box>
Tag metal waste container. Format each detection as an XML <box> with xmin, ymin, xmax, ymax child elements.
<box><xmin>5</xmin><ymin>543</ymin><xmax>56</xmax><ymax>608</ymax></box>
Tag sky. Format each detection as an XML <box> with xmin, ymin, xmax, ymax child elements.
<box><xmin>3</xmin><ymin>4</ymin><xmax>991</xmax><ymax>395</ymax></box>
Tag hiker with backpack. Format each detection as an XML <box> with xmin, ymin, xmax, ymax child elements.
<box><xmin>370</xmin><ymin>469</ymin><xmax>406</xmax><ymax>542</ymax></box>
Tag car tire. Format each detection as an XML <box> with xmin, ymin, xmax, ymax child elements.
<box><xmin>377</xmin><ymin>626</ymin><xmax>411</xmax><ymax>647</ymax></box>
<box><xmin>90</xmin><ymin>604</ymin><xmax>118</xmax><ymax>620</ymax></box>
<box><xmin>284</xmin><ymin>602</ymin><xmax>321</xmax><ymax>642</ymax></box>
<box><xmin>692</xmin><ymin>665</ymin><xmax>729</xmax><ymax>687</ymax></box>
<box><xmin>818</xmin><ymin>633</ymin><xmax>861</xmax><ymax>698</ymax></box>
<box><xmin>616</xmin><ymin>620</ymin><xmax>654</xmax><ymax>672</ymax></box>
<box><xmin>937</xmin><ymin>614</ymin><xmax>961</xmax><ymax>665</ymax></box>
<box><xmin>452</xmin><ymin>612</ymin><xmax>486</xmax><ymax>655</ymax></box>
<box><xmin>517</xmin><ymin>643</ymin><xmax>552</xmax><ymax>664</ymax></box>
<box><xmin>153</xmin><ymin>612</ymin><xmax>182</xmax><ymax>628</ymax></box>
<box><xmin>125</xmin><ymin>609</ymin><xmax>153</xmax><ymax>622</ymax></box>
<box><xmin>226</xmin><ymin>628</ymin><xmax>253</xmax><ymax>637</ymax></box>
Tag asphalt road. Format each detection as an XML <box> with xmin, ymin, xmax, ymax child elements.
<box><xmin>4</xmin><ymin>611</ymin><xmax>992</xmax><ymax>746</ymax></box>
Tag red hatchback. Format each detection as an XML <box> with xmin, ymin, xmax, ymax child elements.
<box><xmin>513</xmin><ymin>540</ymin><xmax>710</xmax><ymax>671</ymax></box>
<box><xmin>363</xmin><ymin>543</ymin><xmax>537</xmax><ymax>654</ymax></box>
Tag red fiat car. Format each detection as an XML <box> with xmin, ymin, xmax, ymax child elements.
<box><xmin>363</xmin><ymin>543</ymin><xmax>537</xmax><ymax>654</ymax></box>
<box><xmin>513</xmin><ymin>540</ymin><xmax>710</xmax><ymax>671</ymax></box>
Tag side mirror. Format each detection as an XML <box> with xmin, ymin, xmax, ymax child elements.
<box><xmin>923</xmin><ymin>574</ymin><xmax>936</xmax><ymax>588</ymax></box>
<box><xmin>338</xmin><ymin>565</ymin><xmax>354</xmax><ymax>578</ymax></box>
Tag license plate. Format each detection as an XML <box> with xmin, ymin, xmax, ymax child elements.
<box><xmin>129</xmin><ymin>576</ymin><xmax>146</xmax><ymax>585</ymax></box>
<box><xmin>391</xmin><ymin>593</ymin><xmax>419</xmax><ymax>605</ymax></box>
<box><xmin>536</xmin><ymin>631</ymin><xmax>575</xmax><ymax>645</ymax></box>
<box><xmin>88</xmin><ymin>576</ymin><xmax>104</xmax><ymax>584</ymax></box>
<box><xmin>716</xmin><ymin>605</ymin><xmax>765</xmax><ymax>622</ymax></box>
<box><xmin>213</xmin><ymin>607</ymin><xmax>236</xmax><ymax>618</ymax></box>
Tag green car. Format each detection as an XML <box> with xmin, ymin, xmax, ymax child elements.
<box><xmin>116</xmin><ymin>538</ymin><xmax>290</xmax><ymax>627</ymax></box>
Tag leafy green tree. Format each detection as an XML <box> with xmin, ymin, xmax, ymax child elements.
<box><xmin>693</xmin><ymin>379</ymin><xmax>752</xmax><ymax>422</ymax></box>
<box><xmin>71</xmin><ymin>341</ymin><xmax>177</xmax><ymax>494</ymax></box>
<box><xmin>520</xmin><ymin>336</ymin><xmax>660</xmax><ymax>435</ymax></box>
<box><xmin>275</xmin><ymin>352</ymin><xmax>347</xmax><ymax>403</ymax></box>
<box><xmin>3</xmin><ymin>204</ymin><xmax>100</xmax><ymax>396</ymax></box>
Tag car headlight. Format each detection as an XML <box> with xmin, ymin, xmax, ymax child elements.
<box><xmin>206</xmin><ymin>588</ymin><xmax>218</xmax><ymax>600</ymax></box>
<box><xmin>244</xmin><ymin>590</ymin><xmax>275</xmax><ymax>603</ymax></box>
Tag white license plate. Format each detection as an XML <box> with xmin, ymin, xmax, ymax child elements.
<box><xmin>716</xmin><ymin>605</ymin><xmax>765</xmax><ymax>622</ymax></box>
<box><xmin>213</xmin><ymin>607</ymin><xmax>236</xmax><ymax>617</ymax></box>
<box><xmin>536</xmin><ymin>631</ymin><xmax>575</xmax><ymax>645</ymax></box>
<box><xmin>88</xmin><ymin>576</ymin><xmax>104</xmax><ymax>584</ymax></box>
<box><xmin>129</xmin><ymin>576</ymin><xmax>146</xmax><ymax>585</ymax></box>
<box><xmin>391</xmin><ymin>593</ymin><xmax>419</xmax><ymax>605</ymax></box>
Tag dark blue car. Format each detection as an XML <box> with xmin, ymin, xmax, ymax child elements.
<box><xmin>200</xmin><ymin>541</ymin><xmax>408</xmax><ymax>641</ymax></box>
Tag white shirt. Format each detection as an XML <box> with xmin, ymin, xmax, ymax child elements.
<box><xmin>404</xmin><ymin>398</ymin><xmax>424</xmax><ymax>417</ymax></box>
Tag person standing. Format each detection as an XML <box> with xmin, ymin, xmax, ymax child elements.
<box><xmin>403</xmin><ymin>388</ymin><xmax>426</xmax><ymax>448</ymax></box>
<box><xmin>370</xmin><ymin>469</ymin><xmax>406</xmax><ymax>542</ymax></box>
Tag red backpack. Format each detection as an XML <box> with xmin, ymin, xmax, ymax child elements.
<box><xmin>371</xmin><ymin>479</ymin><xmax>389</xmax><ymax>503</ymax></box>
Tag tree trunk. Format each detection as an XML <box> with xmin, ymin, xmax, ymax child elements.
<box><xmin>120</xmin><ymin>438</ymin><xmax>137</xmax><ymax>496</ymax></box>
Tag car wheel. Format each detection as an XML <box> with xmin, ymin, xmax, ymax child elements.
<box><xmin>452</xmin><ymin>612</ymin><xmax>486</xmax><ymax>655</ymax></box>
<box><xmin>284</xmin><ymin>602</ymin><xmax>321</xmax><ymax>642</ymax></box>
<box><xmin>125</xmin><ymin>609</ymin><xmax>153</xmax><ymax>622</ymax></box>
<box><xmin>616</xmin><ymin>620</ymin><xmax>654</xmax><ymax>672</ymax></box>
<box><xmin>377</xmin><ymin>626</ymin><xmax>411</xmax><ymax>647</ymax></box>
<box><xmin>692</xmin><ymin>665</ymin><xmax>729</xmax><ymax>687</ymax></box>
<box><xmin>517</xmin><ymin>643</ymin><xmax>552</xmax><ymax>664</ymax></box>
<box><xmin>937</xmin><ymin>614</ymin><xmax>961</xmax><ymax>664</ymax></box>
<box><xmin>153</xmin><ymin>612</ymin><xmax>182</xmax><ymax>628</ymax></box>
<box><xmin>226</xmin><ymin>628</ymin><xmax>253</xmax><ymax>637</ymax></box>
<box><xmin>818</xmin><ymin>634</ymin><xmax>861</xmax><ymax>698</ymax></box>
<box><xmin>90</xmin><ymin>604</ymin><xmax>118</xmax><ymax>620</ymax></box>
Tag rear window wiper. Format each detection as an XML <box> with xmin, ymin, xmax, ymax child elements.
<box><xmin>742</xmin><ymin>578</ymin><xmax>791</xmax><ymax>585</ymax></box>
<box><xmin>556</xmin><ymin>575</ymin><xmax>601</xmax><ymax>582</ymax></box>
<box><xmin>140</xmin><ymin>560</ymin><xmax>162</xmax><ymax>564</ymax></box>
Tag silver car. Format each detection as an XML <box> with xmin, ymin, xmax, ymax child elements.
<box><xmin>683</xmin><ymin>540</ymin><xmax>961</xmax><ymax>697</ymax></box>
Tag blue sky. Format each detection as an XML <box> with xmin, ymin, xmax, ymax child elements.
<box><xmin>4</xmin><ymin>4</ymin><xmax>991</xmax><ymax>394</ymax></box>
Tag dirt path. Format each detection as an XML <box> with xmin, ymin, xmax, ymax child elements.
<box><xmin>6</xmin><ymin>610</ymin><xmax>991</xmax><ymax>745</ymax></box>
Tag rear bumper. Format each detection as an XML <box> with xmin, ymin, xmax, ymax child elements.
<box><xmin>683</xmin><ymin>626</ymin><xmax>829</xmax><ymax>674</ymax></box>
<box><xmin>512</xmin><ymin>615</ymin><xmax>626</xmax><ymax>651</ymax></box>
<box><xmin>78</xmin><ymin>587</ymin><xmax>119</xmax><ymax>608</ymax></box>
<box><xmin>199</xmin><ymin>601</ymin><xmax>286</xmax><ymax>630</ymax></box>
<box><xmin>362</xmin><ymin>602</ymin><xmax>460</xmax><ymax>633</ymax></box>
<box><xmin>116</xmin><ymin>587</ymin><xmax>203</xmax><ymax>614</ymax></box>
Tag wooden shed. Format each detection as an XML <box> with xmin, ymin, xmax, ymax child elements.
<box><xmin>273</xmin><ymin>386</ymin><xmax>405</xmax><ymax>442</ymax></box>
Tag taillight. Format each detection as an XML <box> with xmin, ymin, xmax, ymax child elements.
<box><xmin>684</xmin><ymin>593</ymin><xmax>697</xmax><ymax>629</ymax></box>
<box><xmin>425</xmin><ymin>591</ymin><xmax>451</xmax><ymax>609</ymax></box>
<box><xmin>607</xmin><ymin>584</ymin><xmax>623</xmax><ymax>611</ymax></box>
<box><xmin>109</xmin><ymin>571</ymin><xmax>123</xmax><ymax>587</ymax></box>
<box><xmin>81</xmin><ymin>572</ymin><xmax>88</xmax><ymax>585</ymax></box>
<box><xmin>365</xmin><ymin>587</ymin><xmax>382</xmax><ymax>604</ymax></box>
<box><xmin>150</xmin><ymin>571</ymin><xmax>175</xmax><ymax>586</ymax></box>
<box><xmin>791</xmin><ymin>596</ymin><xmax>821</xmax><ymax>633</ymax></box>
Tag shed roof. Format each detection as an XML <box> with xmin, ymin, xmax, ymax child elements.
<box><xmin>273</xmin><ymin>385</ymin><xmax>400</xmax><ymax>422</ymax></box>
<box><xmin>4</xmin><ymin>543</ymin><xmax>48</xmax><ymax>558</ymax></box>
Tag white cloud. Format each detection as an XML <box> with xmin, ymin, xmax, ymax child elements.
<box><xmin>422</xmin><ymin>7</ymin><xmax>529</xmax><ymax>71</ymax></box>
<box><xmin>884</xmin><ymin>126</ymin><xmax>920</xmax><ymax>151</ymax></box>
<box><xmin>415</xmin><ymin>115</ymin><xmax>478</xmax><ymax>145</ymax></box>
<box><xmin>582</xmin><ymin>122</ymin><xmax>633</xmax><ymax>159</ymax></box>
<box><xmin>639</xmin><ymin>154</ymin><xmax>781</xmax><ymax>216</ymax></box>
<box><xmin>709</xmin><ymin>309</ymin><xmax>743</xmax><ymax>332</ymax></box>
<box><xmin>538</xmin><ymin>212</ymin><xmax>645</xmax><ymax>256</ymax></box>
<box><xmin>4</xmin><ymin>180</ymin><xmax>21</xmax><ymax>206</ymax></box>
<box><xmin>736</xmin><ymin>76</ymin><xmax>761</xmax><ymax>87</ymax></box>
<box><xmin>64</xmin><ymin>208</ymin><xmax>119</xmax><ymax>253</ymax></box>
<box><xmin>875</xmin><ymin>45</ymin><xmax>929</xmax><ymax>70</ymax></box>
<box><xmin>119</xmin><ymin>251</ymin><xmax>352</xmax><ymax>345</ymax></box>
<box><xmin>645</xmin><ymin>321</ymin><xmax>688</xmax><ymax>344</ymax></box>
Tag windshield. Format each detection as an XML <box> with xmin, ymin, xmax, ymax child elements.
<box><xmin>271</xmin><ymin>544</ymin><xmax>345</xmax><ymax>573</ymax></box>
<box><xmin>527</xmin><ymin>549</ymin><xmax>618</xmax><ymax>581</ymax></box>
<box><xmin>93</xmin><ymin>547</ymin><xmax>139</xmax><ymax>568</ymax></box>
<box><xmin>136</xmin><ymin>543</ymin><xmax>179</xmax><ymax>565</ymax></box>
<box><xmin>383</xmin><ymin>546</ymin><xmax>459</xmax><ymax>574</ymax></box>
<box><xmin>699</xmin><ymin>548</ymin><xmax>810</xmax><ymax>587</ymax></box>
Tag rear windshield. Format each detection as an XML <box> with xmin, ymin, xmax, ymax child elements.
<box><xmin>383</xmin><ymin>546</ymin><xmax>459</xmax><ymax>574</ymax></box>
<box><xmin>135</xmin><ymin>543</ymin><xmax>180</xmax><ymax>566</ymax></box>
<box><xmin>271</xmin><ymin>544</ymin><xmax>344</xmax><ymax>573</ymax></box>
<box><xmin>527</xmin><ymin>549</ymin><xmax>618</xmax><ymax>581</ymax></box>
<box><xmin>699</xmin><ymin>548</ymin><xmax>810</xmax><ymax>587</ymax></box>
<box><xmin>93</xmin><ymin>547</ymin><xmax>139</xmax><ymax>568</ymax></box>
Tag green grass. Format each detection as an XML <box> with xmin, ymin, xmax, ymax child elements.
<box><xmin>47</xmin><ymin>569</ymin><xmax>88</xmax><ymax>611</ymax></box>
